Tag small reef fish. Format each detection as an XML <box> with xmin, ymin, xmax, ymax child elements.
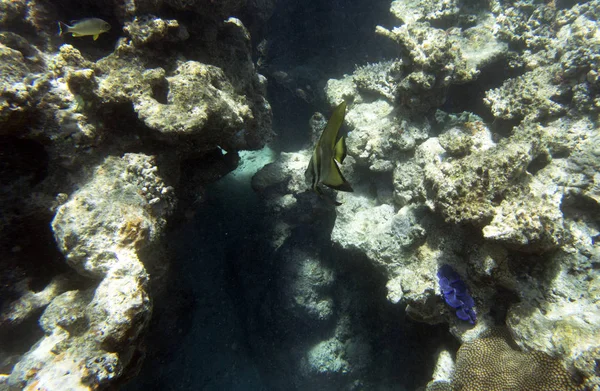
<box><xmin>305</xmin><ymin>101</ymin><xmax>354</xmax><ymax>205</ymax></box>
<box><xmin>58</xmin><ymin>18</ymin><xmax>111</xmax><ymax>40</ymax></box>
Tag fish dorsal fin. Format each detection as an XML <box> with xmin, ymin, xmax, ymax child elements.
<box><xmin>334</xmin><ymin>136</ymin><xmax>347</xmax><ymax>164</ymax></box>
<box><xmin>322</xmin><ymin>159</ymin><xmax>353</xmax><ymax>192</ymax></box>
<box><xmin>319</xmin><ymin>101</ymin><xmax>347</xmax><ymax>150</ymax></box>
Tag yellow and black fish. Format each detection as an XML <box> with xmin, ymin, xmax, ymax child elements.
<box><xmin>305</xmin><ymin>101</ymin><xmax>353</xmax><ymax>205</ymax></box>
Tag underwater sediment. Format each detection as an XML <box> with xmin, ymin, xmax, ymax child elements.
<box><xmin>0</xmin><ymin>0</ymin><xmax>598</xmax><ymax>390</ymax></box>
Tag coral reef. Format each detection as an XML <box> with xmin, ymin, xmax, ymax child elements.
<box><xmin>2</xmin><ymin>0</ymin><xmax>600</xmax><ymax>389</ymax></box>
<box><xmin>0</xmin><ymin>0</ymin><xmax>273</xmax><ymax>388</ymax></box>
<box><xmin>375</xmin><ymin>8</ymin><xmax>506</xmax><ymax>113</ymax></box>
<box><xmin>7</xmin><ymin>154</ymin><xmax>172</xmax><ymax>389</ymax></box>
<box><xmin>253</xmin><ymin>0</ymin><xmax>600</xmax><ymax>389</ymax></box>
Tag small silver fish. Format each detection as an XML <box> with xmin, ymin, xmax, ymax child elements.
<box><xmin>58</xmin><ymin>18</ymin><xmax>111</xmax><ymax>41</ymax></box>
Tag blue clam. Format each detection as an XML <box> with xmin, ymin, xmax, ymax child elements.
<box><xmin>437</xmin><ymin>265</ymin><xmax>477</xmax><ymax>324</ymax></box>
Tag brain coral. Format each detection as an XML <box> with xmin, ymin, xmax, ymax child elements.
<box><xmin>452</xmin><ymin>328</ymin><xmax>583</xmax><ymax>391</ymax></box>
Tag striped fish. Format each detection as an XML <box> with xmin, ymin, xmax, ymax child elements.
<box><xmin>305</xmin><ymin>101</ymin><xmax>353</xmax><ymax>205</ymax></box>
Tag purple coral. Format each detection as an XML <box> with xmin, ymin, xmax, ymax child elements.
<box><xmin>437</xmin><ymin>265</ymin><xmax>477</xmax><ymax>324</ymax></box>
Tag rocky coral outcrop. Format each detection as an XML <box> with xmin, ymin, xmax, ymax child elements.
<box><xmin>506</xmin><ymin>248</ymin><xmax>600</xmax><ymax>388</ymax></box>
<box><xmin>486</xmin><ymin>1</ymin><xmax>600</xmax><ymax>118</ymax></box>
<box><xmin>2</xmin><ymin>0</ymin><xmax>600</xmax><ymax>389</ymax></box>
<box><xmin>123</xmin><ymin>16</ymin><xmax>189</xmax><ymax>46</ymax></box>
<box><xmin>484</xmin><ymin>66</ymin><xmax>566</xmax><ymax>121</ymax></box>
<box><xmin>6</xmin><ymin>153</ymin><xmax>173</xmax><ymax>390</ymax></box>
<box><xmin>252</xmin><ymin>0</ymin><xmax>600</xmax><ymax>389</ymax></box>
<box><xmin>0</xmin><ymin>32</ymin><xmax>49</xmax><ymax>130</ymax></box>
<box><xmin>0</xmin><ymin>0</ymin><xmax>273</xmax><ymax>388</ymax></box>
<box><xmin>0</xmin><ymin>276</ymin><xmax>70</xmax><ymax>330</ymax></box>
<box><xmin>375</xmin><ymin>3</ymin><xmax>506</xmax><ymax>113</ymax></box>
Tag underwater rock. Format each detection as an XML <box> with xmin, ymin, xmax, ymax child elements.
<box><xmin>332</xmin><ymin>198</ymin><xmax>400</xmax><ymax>261</ymax></box>
<box><xmin>485</xmin><ymin>2</ymin><xmax>600</xmax><ymax>121</ymax></box>
<box><xmin>1</xmin><ymin>0</ymin><xmax>598</xmax><ymax>389</ymax></box>
<box><xmin>123</xmin><ymin>16</ymin><xmax>189</xmax><ymax>46</ymax></box>
<box><xmin>554</xmin><ymin>119</ymin><xmax>600</xmax><ymax>206</ymax></box>
<box><xmin>352</xmin><ymin>61</ymin><xmax>402</xmax><ymax>101</ymax></box>
<box><xmin>438</xmin><ymin>127</ymin><xmax>473</xmax><ymax>157</ymax></box>
<box><xmin>298</xmin><ymin>315</ymin><xmax>373</xmax><ymax>389</ymax></box>
<box><xmin>2</xmin><ymin>1</ymin><xmax>268</xmax><ymax>390</ymax></box>
<box><xmin>252</xmin><ymin>151</ymin><xmax>310</xmax><ymax>200</ymax></box>
<box><xmin>0</xmin><ymin>36</ymin><xmax>34</xmax><ymax>86</ymax></box>
<box><xmin>278</xmin><ymin>248</ymin><xmax>335</xmax><ymax>323</ymax></box>
<box><xmin>492</xmin><ymin>1</ymin><xmax>558</xmax><ymax>54</ymax></box>
<box><xmin>424</xmin><ymin>137</ymin><xmax>532</xmax><ymax>226</ymax></box>
<box><xmin>376</xmin><ymin>22</ymin><xmax>474</xmax><ymax>112</ymax></box>
<box><xmin>505</xmin><ymin>248</ymin><xmax>600</xmax><ymax>390</ymax></box>
<box><xmin>304</xmin><ymin>338</ymin><xmax>351</xmax><ymax>375</ymax></box>
<box><xmin>91</xmin><ymin>18</ymin><xmax>272</xmax><ymax>152</ymax></box>
<box><xmin>484</xmin><ymin>66</ymin><xmax>566</xmax><ymax>121</ymax></box>
<box><xmin>6</xmin><ymin>153</ymin><xmax>173</xmax><ymax>390</ymax></box>
<box><xmin>0</xmin><ymin>32</ymin><xmax>49</xmax><ymax>129</ymax></box>
<box><xmin>253</xmin><ymin>0</ymin><xmax>600</xmax><ymax>389</ymax></box>
<box><xmin>0</xmin><ymin>275</ymin><xmax>69</xmax><ymax>329</ymax></box>
<box><xmin>393</xmin><ymin>159</ymin><xmax>426</xmax><ymax>207</ymax></box>
<box><xmin>332</xmin><ymin>197</ymin><xmax>461</xmax><ymax>323</ymax></box>
<box><xmin>375</xmin><ymin>11</ymin><xmax>506</xmax><ymax>113</ymax></box>
<box><xmin>0</xmin><ymin>0</ymin><xmax>26</xmax><ymax>26</ymax></box>
<box><xmin>424</xmin><ymin>349</ymin><xmax>454</xmax><ymax>391</ymax></box>
<box><xmin>479</xmin><ymin>117</ymin><xmax>599</xmax><ymax>253</ymax></box>
<box><xmin>348</xmin><ymin>100</ymin><xmax>430</xmax><ymax>167</ymax></box>
<box><xmin>422</xmin><ymin>115</ymin><xmax>598</xmax><ymax>254</ymax></box>
<box><xmin>482</xmin><ymin>177</ymin><xmax>568</xmax><ymax>252</ymax></box>
<box><xmin>0</xmin><ymin>0</ymin><xmax>56</xmax><ymax>44</ymax></box>
<box><xmin>252</xmin><ymin>150</ymin><xmax>330</xmax><ymax>248</ymax></box>
<box><xmin>118</xmin><ymin>0</ymin><xmax>276</xmax><ymax>35</ymax></box>
<box><xmin>325</xmin><ymin>77</ymin><xmax>431</xmax><ymax>176</ymax></box>
<box><xmin>38</xmin><ymin>290</ymin><xmax>92</xmax><ymax>335</ymax></box>
<box><xmin>344</xmin><ymin>100</ymin><xmax>401</xmax><ymax>169</ymax></box>
<box><xmin>52</xmin><ymin>154</ymin><xmax>175</xmax><ymax>276</ymax></box>
<box><xmin>134</xmin><ymin>61</ymin><xmax>253</xmax><ymax>141</ymax></box>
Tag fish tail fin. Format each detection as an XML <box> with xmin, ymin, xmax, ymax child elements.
<box><xmin>322</xmin><ymin>159</ymin><xmax>353</xmax><ymax>192</ymax></box>
<box><xmin>58</xmin><ymin>21</ymin><xmax>68</xmax><ymax>36</ymax></box>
